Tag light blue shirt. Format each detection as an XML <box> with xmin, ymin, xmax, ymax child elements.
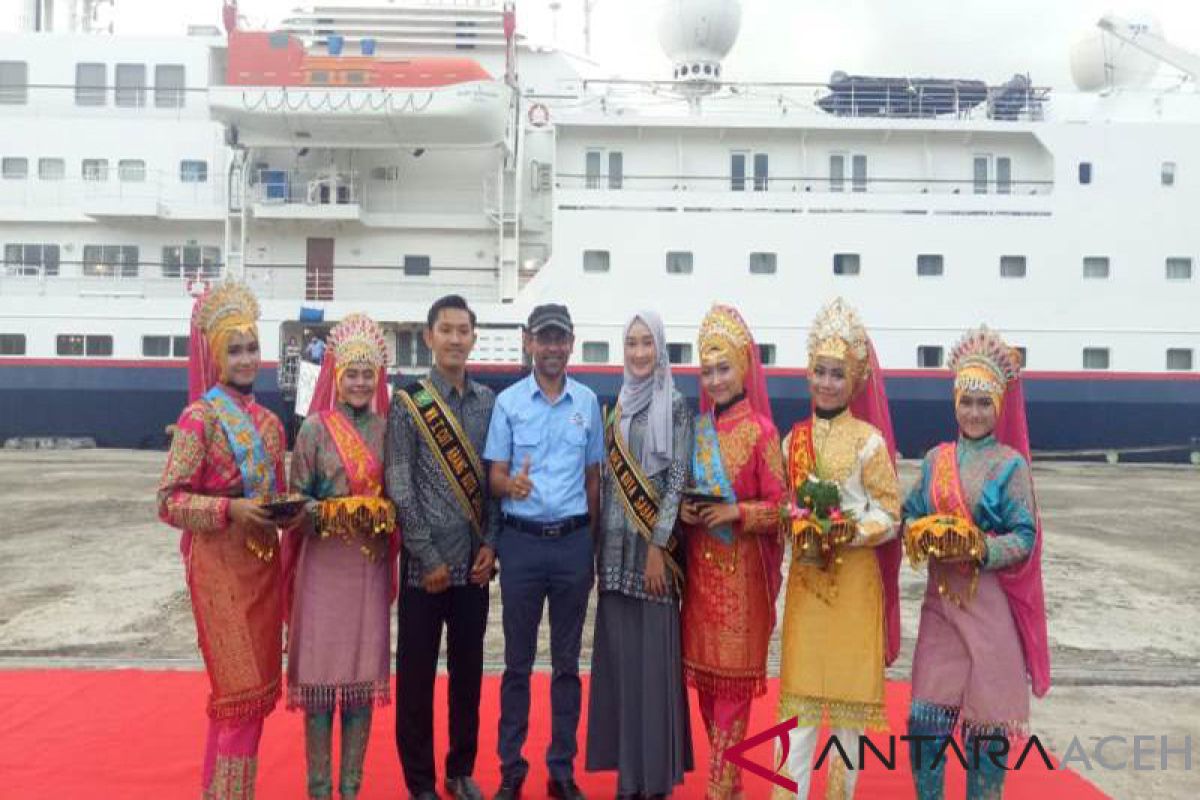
<box><xmin>483</xmin><ymin>372</ymin><xmax>604</xmax><ymax>522</ymax></box>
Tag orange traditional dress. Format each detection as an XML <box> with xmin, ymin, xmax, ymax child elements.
<box><xmin>681</xmin><ymin>304</ymin><xmax>787</xmax><ymax>800</ymax></box>
<box><xmin>157</xmin><ymin>279</ymin><xmax>285</xmax><ymax>800</ymax></box>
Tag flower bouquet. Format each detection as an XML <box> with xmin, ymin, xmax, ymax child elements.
<box><xmin>781</xmin><ymin>476</ymin><xmax>857</xmax><ymax>568</ymax></box>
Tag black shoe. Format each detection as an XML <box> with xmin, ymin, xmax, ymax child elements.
<box><xmin>492</xmin><ymin>778</ymin><xmax>523</xmax><ymax>800</ymax></box>
<box><xmin>446</xmin><ymin>776</ymin><xmax>485</xmax><ymax>800</ymax></box>
<box><xmin>408</xmin><ymin>792</ymin><xmax>439</xmax><ymax>800</ymax></box>
<box><xmin>547</xmin><ymin>778</ymin><xmax>585</xmax><ymax>800</ymax></box>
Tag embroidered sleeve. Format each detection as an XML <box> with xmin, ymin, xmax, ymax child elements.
<box><xmin>738</xmin><ymin>423</ymin><xmax>787</xmax><ymax>537</ymax></box>
<box><xmin>902</xmin><ymin>451</ymin><xmax>935</xmax><ymax>524</ymax></box>
<box><xmin>266</xmin><ymin>413</ymin><xmax>287</xmax><ymax>494</ymax></box>
<box><xmin>289</xmin><ymin>418</ymin><xmax>320</xmax><ymax>498</ymax></box>
<box><xmin>852</xmin><ymin>434</ymin><xmax>901</xmax><ymax>547</ymax></box>
<box><xmin>650</xmin><ymin>395</ymin><xmax>693</xmax><ymax>548</ymax></box>
<box><xmin>157</xmin><ymin>404</ymin><xmax>230</xmax><ymax>533</ymax></box>
<box><xmin>385</xmin><ymin>394</ymin><xmax>443</xmax><ymax>573</ymax></box>
<box><xmin>983</xmin><ymin>456</ymin><xmax>1037</xmax><ymax>571</ymax></box>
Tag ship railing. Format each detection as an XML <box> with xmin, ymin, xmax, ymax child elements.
<box><xmin>559</xmin><ymin>79</ymin><xmax>1050</xmax><ymax>122</ymax></box>
<box><xmin>242</xmin><ymin>262</ymin><xmax>499</xmax><ymax>304</ymax></box>
<box><xmin>250</xmin><ymin>168</ymin><xmax>361</xmax><ymax>206</ymax></box>
<box><xmin>554</xmin><ymin>173</ymin><xmax>1055</xmax><ymax>196</ymax></box>
<box><xmin>0</xmin><ymin>172</ymin><xmax>225</xmax><ymax>212</ymax></box>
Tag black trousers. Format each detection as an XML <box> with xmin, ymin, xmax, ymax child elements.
<box><xmin>395</xmin><ymin>573</ymin><xmax>490</xmax><ymax>794</ymax></box>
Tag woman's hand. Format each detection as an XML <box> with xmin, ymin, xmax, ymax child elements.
<box><xmin>644</xmin><ymin>545</ymin><xmax>668</xmax><ymax>596</ymax></box>
<box><xmin>679</xmin><ymin>500</ymin><xmax>701</xmax><ymax>525</ymax></box>
<box><xmin>698</xmin><ymin>502</ymin><xmax>741</xmax><ymax>529</ymax></box>
<box><xmin>229</xmin><ymin>498</ymin><xmax>274</xmax><ymax>531</ymax></box>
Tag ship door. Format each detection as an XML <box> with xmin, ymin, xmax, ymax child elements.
<box><xmin>305</xmin><ymin>237</ymin><xmax>334</xmax><ymax>301</ymax></box>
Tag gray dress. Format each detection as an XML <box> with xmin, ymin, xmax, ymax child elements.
<box><xmin>586</xmin><ymin>390</ymin><xmax>694</xmax><ymax>796</ymax></box>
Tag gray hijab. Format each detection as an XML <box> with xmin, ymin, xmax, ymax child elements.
<box><xmin>617</xmin><ymin>310</ymin><xmax>674</xmax><ymax>476</ymax></box>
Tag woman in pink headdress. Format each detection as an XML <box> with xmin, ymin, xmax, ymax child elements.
<box><xmin>902</xmin><ymin>325</ymin><xmax>1050</xmax><ymax>800</ymax></box>
<box><xmin>158</xmin><ymin>279</ymin><xmax>301</xmax><ymax>800</ymax></box>
<box><xmin>679</xmin><ymin>303</ymin><xmax>787</xmax><ymax>800</ymax></box>
<box><xmin>282</xmin><ymin>313</ymin><xmax>398</xmax><ymax>800</ymax></box>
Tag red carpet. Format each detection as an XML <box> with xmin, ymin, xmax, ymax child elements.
<box><xmin>0</xmin><ymin>670</ymin><xmax>1108</xmax><ymax>799</ymax></box>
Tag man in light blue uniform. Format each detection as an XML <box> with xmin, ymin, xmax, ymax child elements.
<box><xmin>484</xmin><ymin>303</ymin><xmax>603</xmax><ymax>800</ymax></box>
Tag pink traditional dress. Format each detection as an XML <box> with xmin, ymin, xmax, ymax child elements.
<box><xmin>157</xmin><ymin>279</ymin><xmax>285</xmax><ymax>800</ymax></box>
<box><xmin>681</xmin><ymin>304</ymin><xmax>787</xmax><ymax>800</ymax></box>
<box><xmin>902</xmin><ymin>326</ymin><xmax>1051</xmax><ymax>800</ymax></box>
<box><xmin>281</xmin><ymin>313</ymin><xmax>397</xmax><ymax>800</ymax></box>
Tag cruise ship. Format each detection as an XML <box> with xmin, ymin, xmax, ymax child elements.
<box><xmin>0</xmin><ymin>0</ymin><xmax>1197</xmax><ymax>460</ymax></box>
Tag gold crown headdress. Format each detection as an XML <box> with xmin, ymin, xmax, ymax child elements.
<box><xmin>807</xmin><ymin>297</ymin><xmax>870</xmax><ymax>390</ymax></box>
<box><xmin>194</xmin><ymin>278</ymin><xmax>260</xmax><ymax>338</ymax></box>
<box><xmin>948</xmin><ymin>325</ymin><xmax>1021</xmax><ymax>407</ymax></box>
<box><xmin>328</xmin><ymin>313</ymin><xmax>388</xmax><ymax>370</ymax></box>
<box><xmin>698</xmin><ymin>304</ymin><xmax>753</xmax><ymax>377</ymax></box>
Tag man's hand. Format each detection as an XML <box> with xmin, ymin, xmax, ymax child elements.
<box><xmin>509</xmin><ymin>456</ymin><xmax>534</xmax><ymax>501</ymax></box>
<box><xmin>644</xmin><ymin>545</ymin><xmax>668</xmax><ymax>596</ymax></box>
<box><xmin>422</xmin><ymin>564</ymin><xmax>452</xmax><ymax>594</ymax></box>
<box><xmin>470</xmin><ymin>545</ymin><xmax>496</xmax><ymax>586</ymax></box>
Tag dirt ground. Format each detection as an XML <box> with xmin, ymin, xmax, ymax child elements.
<box><xmin>0</xmin><ymin>451</ymin><xmax>1197</xmax><ymax>798</ymax></box>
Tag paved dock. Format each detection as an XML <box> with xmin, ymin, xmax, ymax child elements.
<box><xmin>1</xmin><ymin>450</ymin><xmax>1197</xmax><ymax>798</ymax></box>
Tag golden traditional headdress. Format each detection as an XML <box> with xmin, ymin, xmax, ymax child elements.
<box><xmin>948</xmin><ymin>325</ymin><xmax>1021</xmax><ymax>409</ymax></box>
<box><xmin>698</xmin><ymin>303</ymin><xmax>753</xmax><ymax>378</ymax></box>
<box><xmin>328</xmin><ymin>313</ymin><xmax>388</xmax><ymax>370</ymax></box>
<box><xmin>194</xmin><ymin>279</ymin><xmax>260</xmax><ymax>381</ymax></box>
<box><xmin>807</xmin><ymin>297</ymin><xmax>871</xmax><ymax>391</ymax></box>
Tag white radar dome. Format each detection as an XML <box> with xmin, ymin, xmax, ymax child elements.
<box><xmin>657</xmin><ymin>0</ymin><xmax>742</xmax><ymax>84</ymax></box>
<box><xmin>1070</xmin><ymin>16</ymin><xmax>1162</xmax><ymax>91</ymax></box>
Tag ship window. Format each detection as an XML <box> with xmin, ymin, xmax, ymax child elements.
<box><xmin>1082</xmin><ymin>347</ymin><xmax>1110</xmax><ymax>370</ymax></box>
<box><xmin>851</xmin><ymin>154</ymin><xmax>867</xmax><ymax>192</ymax></box>
<box><xmin>154</xmin><ymin>64</ymin><xmax>186</xmax><ymax>108</ymax></box>
<box><xmin>973</xmin><ymin>155</ymin><xmax>990</xmax><ymax>194</ymax></box>
<box><xmin>396</xmin><ymin>330</ymin><xmax>432</xmax><ymax>367</ymax></box>
<box><xmin>369</xmin><ymin>165</ymin><xmax>400</xmax><ymax>181</ymax></box>
<box><xmin>1078</xmin><ymin>162</ymin><xmax>1092</xmax><ymax>184</ymax></box>
<box><xmin>833</xmin><ymin>253</ymin><xmax>860</xmax><ymax>276</ymax></box>
<box><xmin>57</xmin><ymin>335</ymin><xmax>84</xmax><ymax>356</ymax></box>
<box><xmin>83</xmin><ymin>244</ymin><xmax>138</xmax><ymax>278</ymax></box>
<box><xmin>163</xmin><ymin>245</ymin><xmax>220</xmax><ymax>279</ymax></box>
<box><xmin>665</xmin><ymin>251</ymin><xmax>693</xmax><ymax>274</ymax></box>
<box><xmin>1082</xmin><ymin>256</ymin><xmax>1110</xmax><ymax>279</ymax></box>
<box><xmin>118</xmin><ymin>159</ymin><xmax>146</xmax><ymax>182</ymax></box>
<box><xmin>86</xmin><ymin>335</ymin><xmax>113</xmax><ymax>357</ymax></box>
<box><xmin>583</xmin><ymin>249</ymin><xmax>610</xmax><ymax>273</ymax></box>
<box><xmin>996</xmin><ymin>157</ymin><xmax>1012</xmax><ymax>194</ymax></box>
<box><xmin>0</xmin><ymin>61</ymin><xmax>28</xmax><ymax>105</ymax></box>
<box><xmin>667</xmin><ymin>343</ymin><xmax>692</xmax><ymax>365</ymax></box>
<box><xmin>403</xmin><ymin>255</ymin><xmax>431</xmax><ymax>276</ymax></box>
<box><xmin>608</xmin><ymin>151</ymin><xmax>623</xmax><ymax>190</ymax></box>
<box><xmin>0</xmin><ymin>334</ymin><xmax>25</xmax><ymax>355</ymax></box>
<box><xmin>82</xmin><ymin>158</ymin><xmax>109</xmax><ymax>181</ymax></box>
<box><xmin>730</xmin><ymin>152</ymin><xmax>747</xmax><ymax>191</ymax></box>
<box><xmin>2</xmin><ymin>157</ymin><xmax>27</xmax><ymax>180</ymax></box>
<box><xmin>1167</xmin><ymin>349</ymin><xmax>1194</xmax><ymax>371</ymax></box>
<box><xmin>180</xmin><ymin>160</ymin><xmax>208</xmax><ymax>183</ymax></box>
<box><xmin>749</xmin><ymin>252</ymin><xmax>777</xmax><ymax>274</ymax></box>
<box><xmin>759</xmin><ymin>344</ymin><xmax>776</xmax><ymax>365</ymax></box>
<box><xmin>309</xmin><ymin>70</ymin><xmax>330</xmax><ymax>84</ymax></box>
<box><xmin>829</xmin><ymin>154</ymin><xmax>845</xmax><ymax>192</ymax></box>
<box><xmin>1000</xmin><ymin>255</ymin><xmax>1027</xmax><ymax>278</ymax></box>
<box><xmin>142</xmin><ymin>336</ymin><xmax>170</xmax><ymax>357</ymax></box>
<box><xmin>585</xmin><ymin>150</ymin><xmax>602</xmax><ymax>189</ymax></box>
<box><xmin>173</xmin><ymin>336</ymin><xmax>189</xmax><ymax>357</ymax></box>
<box><xmin>57</xmin><ymin>334</ymin><xmax>112</xmax><ymax>357</ymax></box>
<box><xmin>75</xmin><ymin>63</ymin><xmax>106</xmax><ymax>106</ymax></box>
<box><xmin>115</xmin><ymin>64</ymin><xmax>146</xmax><ymax>107</ymax></box>
<box><xmin>917</xmin><ymin>254</ymin><xmax>944</xmax><ymax>276</ymax></box>
<box><xmin>1161</xmin><ymin>161</ymin><xmax>1176</xmax><ymax>186</ymax></box>
<box><xmin>917</xmin><ymin>346</ymin><xmax>944</xmax><ymax>368</ymax></box>
<box><xmin>582</xmin><ymin>342</ymin><xmax>609</xmax><ymax>363</ymax></box>
<box><xmin>753</xmin><ymin>153</ymin><xmax>769</xmax><ymax>191</ymax></box>
<box><xmin>345</xmin><ymin>71</ymin><xmax>367</xmax><ymax>84</ymax></box>
<box><xmin>1166</xmin><ymin>257</ymin><xmax>1193</xmax><ymax>280</ymax></box>
<box><xmin>4</xmin><ymin>243</ymin><xmax>59</xmax><ymax>277</ymax></box>
<box><xmin>39</xmin><ymin>158</ymin><xmax>65</xmax><ymax>180</ymax></box>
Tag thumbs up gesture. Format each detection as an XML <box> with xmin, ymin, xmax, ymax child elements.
<box><xmin>509</xmin><ymin>455</ymin><xmax>534</xmax><ymax>501</ymax></box>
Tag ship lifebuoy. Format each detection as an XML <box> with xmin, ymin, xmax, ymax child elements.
<box><xmin>527</xmin><ymin>102</ymin><xmax>550</xmax><ymax>127</ymax></box>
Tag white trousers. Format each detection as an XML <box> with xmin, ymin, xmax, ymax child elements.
<box><xmin>778</xmin><ymin>726</ymin><xmax>862</xmax><ymax>800</ymax></box>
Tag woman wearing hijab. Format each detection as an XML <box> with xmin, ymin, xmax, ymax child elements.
<box><xmin>586</xmin><ymin>311</ymin><xmax>694</xmax><ymax>799</ymax></box>
<box><xmin>281</xmin><ymin>313</ymin><xmax>398</xmax><ymax>800</ymax></box>
<box><xmin>679</xmin><ymin>303</ymin><xmax>787</xmax><ymax>800</ymax></box>
<box><xmin>902</xmin><ymin>325</ymin><xmax>1050</xmax><ymax>800</ymax></box>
